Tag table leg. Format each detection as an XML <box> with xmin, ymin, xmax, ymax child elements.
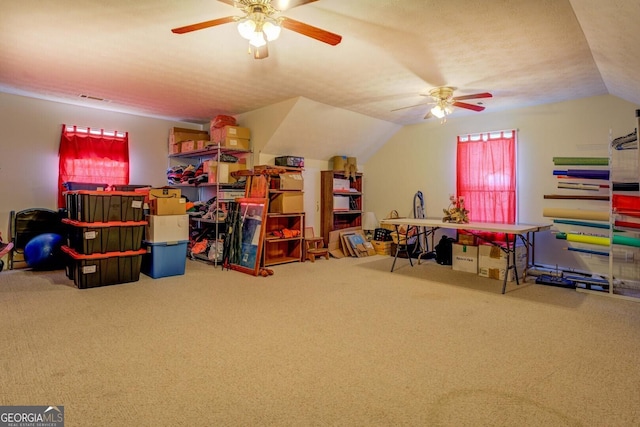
<box><xmin>390</xmin><ymin>224</ymin><xmax>401</xmax><ymax>272</ymax></box>
<box><xmin>502</xmin><ymin>234</ymin><xmax>514</xmax><ymax>294</ymax></box>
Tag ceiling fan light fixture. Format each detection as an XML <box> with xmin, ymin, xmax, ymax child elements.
<box><xmin>431</xmin><ymin>105</ymin><xmax>446</xmax><ymax>119</ymax></box>
<box><xmin>172</xmin><ymin>1</ymin><xmax>342</xmax><ymax>60</ymax></box>
<box><xmin>262</xmin><ymin>20</ymin><xmax>281</xmax><ymax>41</ymax></box>
<box><xmin>237</xmin><ymin>18</ymin><xmax>256</xmax><ymax>40</ymax></box>
<box><xmin>249</xmin><ymin>30</ymin><xmax>267</xmax><ymax>48</ymax></box>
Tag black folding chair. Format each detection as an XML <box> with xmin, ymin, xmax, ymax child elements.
<box><xmin>7</xmin><ymin>208</ymin><xmax>65</xmax><ymax>270</ymax></box>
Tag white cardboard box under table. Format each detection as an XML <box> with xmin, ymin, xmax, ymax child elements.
<box><xmin>452</xmin><ymin>243</ymin><xmax>478</xmax><ymax>273</ymax></box>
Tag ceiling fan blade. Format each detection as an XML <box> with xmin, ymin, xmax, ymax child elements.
<box><xmin>452</xmin><ymin>101</ymin><xmax>486</xmax><ymax>112</ymax></box>
<box><xmin>452</xmin><ymin>92</ymin><xmax>493</xmax><ymax>101</ymax></box>
<box><xmin>280</xmin><ymin>17</ymin><xmax>342</xmax><ymax>46</ymax></box>
<box><xmin>391</xmin><ymin>102</ymin><xmax>430</xmax><ymax>112</ymax></box>
<box><xmin>216</xmin><ymin>0</ymin><xmax>236</xmax><ymax>6</ymax></box>
<box><xmin>253</xmin><ymin>44</ymin><xmax>269</xmax><ymax>59</ymax></box>
<box><xmin>272</xmin><ymin>0</ymin><xmax>319</xmax><ymax>10</ymax></box>
<box><xmin>171</xmin><ymin>16</ymin><xmax>236</xmax><ymax>34</ymax></box>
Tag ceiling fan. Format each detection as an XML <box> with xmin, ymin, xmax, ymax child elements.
<box><xmin>171</xmin><ymin>0</ymin><xmax>342</xmax><ymax>59</ymax></box>
<box><xmin>393</xmin><ymin>87</ymin><xmax>493</xmax><ymax>122</ymax></box>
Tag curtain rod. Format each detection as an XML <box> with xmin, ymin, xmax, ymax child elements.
<box><xmin>459</xmin><ymin>128</ymin><xmax>519</xmax><ymax>138</ymax></box>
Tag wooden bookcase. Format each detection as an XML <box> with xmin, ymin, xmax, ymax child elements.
<box><xmin>320</xmin><ymin>170</ymin><xmax>362</xmax><ymax>244</ymax></box>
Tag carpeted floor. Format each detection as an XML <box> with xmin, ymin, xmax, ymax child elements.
<box><xmin>1</xmin><ymin>255</ymin><xmax>639</xmax><ymax>426</ymax></box>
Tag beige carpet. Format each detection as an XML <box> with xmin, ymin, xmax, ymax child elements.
<box><xmin>1</xmin><ymin>255</ymin><xmax>639</xmax><ymax>426</ymax></box>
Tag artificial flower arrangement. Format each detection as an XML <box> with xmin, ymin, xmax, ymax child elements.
<box><xmin>442</xmin><ymin>194</ymin><xmax>469</xmax><ymax>223</ymax></box>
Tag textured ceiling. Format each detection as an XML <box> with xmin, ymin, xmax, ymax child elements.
<box><xmin>0</xmin><ymin>0</ymin><xmax>638</xmax><ymax>126</ymax></box>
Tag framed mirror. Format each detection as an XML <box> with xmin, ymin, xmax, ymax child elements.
<box><xmin>228</xmin><ymin>198</ymin><xmax>268</xmax><ymax>276</ymax></box>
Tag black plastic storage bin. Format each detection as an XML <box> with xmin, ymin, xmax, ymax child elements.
<box><xmin>61</xmin><ymin>245</ymin><xmax>145</xmax><ymax>289</ymax></box>
<box><xmin>63</xmin><ymin>182</ymin><xmax>108</xmax><ymax>191</ymax></box>
<box><xmin>62</xmin><ymin>218</ymin><xmax>147</xmax><ymax>254</ymax></box>
<box><xmin>275</xmin><ymin>156</ymin><xmax>304</xmax><ymax>168</ymax></box>
<box><xmin>112</xmin><ymin>184</ymin><xmax>151</xmax><ymax>192</ymax></box>
<box><xmin>65</xmin><ymin>190</ymin><xmax>145</xmax><ymax>222</ymax></box>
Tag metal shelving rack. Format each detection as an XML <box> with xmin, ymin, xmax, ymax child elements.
<box><xmin>169</xmin><ymin>144</ymin><xmax>252</xmax><ymax>266</ymax></box>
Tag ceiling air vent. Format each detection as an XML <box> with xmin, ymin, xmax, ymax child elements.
<box><xmin>78</xmin><ymin>94</ymin><xmax>110</xmax><ymax>102</ymax></box>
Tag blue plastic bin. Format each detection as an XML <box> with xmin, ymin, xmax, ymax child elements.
<box><xmin>141</xmin><ymin>240</ymin><xmax>188</xmax><ymax>278</ymax></box>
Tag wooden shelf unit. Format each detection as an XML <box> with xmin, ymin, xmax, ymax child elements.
<box><xmin>244</xmin><ymin>166</ymin><xmax>306</xmax><ymax>267</ymax></box>
<box><xmin>320</xmin><ymin>170</ymin><xmax>363</xmax><ymax>244</ymax></box>
<box><xmin>263</xmin><ymin>213</ymin><xmax>305</xmax><ymax>266</ymax></box>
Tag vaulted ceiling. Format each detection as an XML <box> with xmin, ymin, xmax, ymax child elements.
<box><xmin>0</xmin><ymin>0</ymin><xmax>638</xmax><ymax>128</ymax></box>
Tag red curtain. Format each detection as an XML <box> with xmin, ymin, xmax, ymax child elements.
<box><xmin>58</xmin><ymin>125</ymin><xmax>129</xmax><ymax>207</ymax></box>
<box><xmin>456</xmin><ymin>130</ymin><xmax>516</xmax><ymax>241</ymax></box>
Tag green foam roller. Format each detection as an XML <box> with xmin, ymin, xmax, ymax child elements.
<box><xmin>552</xmin><ymin>157</ymin><xmax>609</xmax><ymax>166</ymax></box>
<box><xmin>612</xmin><ymin>234</ymin><xmax>640</xmax><ymax>247</ymax></box>
<box><xmin>553</xmin><ymin>219</ymin><xmax>610</xmax><ymax>229</ymax></box>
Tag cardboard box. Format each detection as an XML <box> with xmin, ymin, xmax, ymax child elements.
<box><xmin>478</xmin><ymin>243</ymin><xmax>527</xmax><ymax>262</ymax></box>
<box><xmin>220</xmin><ymin>136</ymin><xmax>250</xmax><ymax>151</ymax></box>
<box><xmin>180</xmin><ymin>140</ymin><xmax>195</xmax><ymax>152</ymax></box>
<box><xmin>333</xmin><ymin>195</ymin><xmax>350</xmax><ymax>211</ymax></box>
<box><xmin>211</xmin><ymin>126</ymin><xmax>251</xmax><ymax>150</ymax></box>
<box><xmin>208</xmin><ymin>162</ymin><xmax>247</xmax><ymax>184</ymax></box>
<box><xmin>148</xmin><ymin>187</ymin><xmax>186</xmax><ymax>215</ymax></box>
<box><xmin>216</xmin><ymin>125</ymin><xmax>251</xmax><ymax>140</ymax></box>
<box><xmin>276</xmin><ymin>173</ymin><xmax>304</xmax><ymax>190</ymax></box>
<box><xmin>195</xmin><ymin>140</ymin><xmax>210</xmax><ymax>150</ymax></box>
<box><xmin>149</xmin><ymin>198</ymin><xmax>186</xmax><ymax>215</ymax></box>
<box><xmin>452</xmin><ymin>244</ymin><xmax>478</xmax><ymax>273</ymax></box>
<box><xmin>169</xmin><ymin>127</ymin><xmax>209</xmax><ymax>147</ymax></box>
<box><xmin>458</xmin><ymin>233</ymin><xmax>476</xmax><ymax>246</ymax></box>
<box><xmin>145</xmin><ymin>214</ymin><xmax>190</xmax><ymax>243</ymax></box>
<box><xmin>478</xmin><ymin>243</ymin><xmax>527</xmax><ymax>281</ymax></box>
<box><xmin>478</xmin><ymin>261</ymin><xmax>527</xmax><ymax>282</ymax></box>
<box><xmin>269</xmin><ymin>192</ymin><xmax>304</xmax><ymax>214</ymax></box>
<box><xmin>149</xmin><ymin>187</ymin><xmax>181</xmax><ymax>199</ymax></box>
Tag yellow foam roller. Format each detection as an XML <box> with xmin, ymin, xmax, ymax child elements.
<box><xmin>566</xmin><ymin>233</ymin><xmax>610</xmax><ymax>246</ymax></box>
<box><xmin>542</xmin><ymin>208</ymin><xmax>609</xmax><ymax>222</ymax></box>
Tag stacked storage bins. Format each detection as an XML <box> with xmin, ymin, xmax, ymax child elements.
<box><xmin>141</xmin><ymin>190</ymin><xmax>189</xmax><ymax>278</ymax></box>
<box><xmin>141</xmin><ymin>215</ymin><xmax>189</xmax><ymax>278</ymax></box>
<box><xmin>61</xmin><ymin>190</ymin><xmax>147</xmax><ymax>288</ymax></box>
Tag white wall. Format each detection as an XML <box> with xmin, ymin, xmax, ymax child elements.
<box><xmin>0</xmin><ymin>92</ymin><xmax>201</xmax><ymax>245</ymax></box>
<box><xmin>364</xmin><ymin>94</ymin><xmax>639</xmax><ymax>272</ymax></box>
<box><xmin>258</xmin><ymin>153</ymin><xmax>330</xmax><ymax>235</ymax></box>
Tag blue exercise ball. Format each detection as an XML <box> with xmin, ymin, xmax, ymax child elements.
<box><xmin>24</xmin><ymin>233</ymin><xmax>64</xmax><ymax>270</ymax></box>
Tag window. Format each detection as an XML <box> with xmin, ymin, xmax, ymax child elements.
<box><xmin>456</xmin><ymin>130</ymin><xmax>516</xmax><ymax>240</ymax></box>
<box><xmin>57</xmin><ymin>125</ymin><xmax>129</xmax><ymax>207</ymax></box>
